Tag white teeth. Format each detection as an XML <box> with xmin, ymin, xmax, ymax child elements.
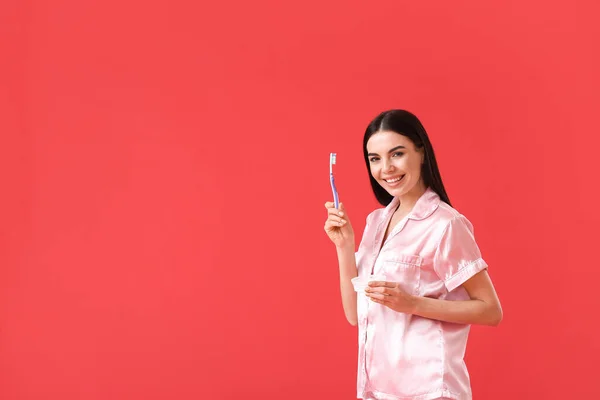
<box><xmin>385</xmin><ymin>176</ymin><xmax>403</xmax><ymax>183</ymax></box>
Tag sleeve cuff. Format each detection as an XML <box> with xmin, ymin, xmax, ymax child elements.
<box><xmin>445</xmin><ymin>258</ymin><xmax>488</xmax><ymax>292</ymax></box>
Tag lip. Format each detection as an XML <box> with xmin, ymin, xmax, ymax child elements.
<box><xmin>383</xmin><ymin>175</ymin><xmax>405</xmax><ymax>187</ymax></box>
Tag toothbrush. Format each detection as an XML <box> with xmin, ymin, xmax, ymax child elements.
<box><xmin>330</xmin><ymin>153</ymin><xmax>339</xmax><ymax>209</ymax></box>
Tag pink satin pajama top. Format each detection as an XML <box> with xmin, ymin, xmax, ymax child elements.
<box><xmin>354</xmin><ymin>187</ymin><xmax>488</xmax><ymax>400</ymax></box>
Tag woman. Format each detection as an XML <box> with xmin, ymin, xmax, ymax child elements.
<box><xmin>323</xmin><ymin>110</ymin><xmax>502</xmax><ymax>400</ymax></box>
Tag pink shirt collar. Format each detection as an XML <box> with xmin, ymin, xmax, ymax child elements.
<box><xmin>385</xmin><ymin>186</ymin><xmax>441</xmax><ymax>221</ymax></box>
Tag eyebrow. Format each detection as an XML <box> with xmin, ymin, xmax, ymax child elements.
<box><xmin>367</xmin><ymin>145</ymin><xmax>406</xmax><ymax>157</ymax></box>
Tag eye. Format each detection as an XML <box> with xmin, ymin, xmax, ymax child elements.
<box><xmin>369</xmin><ymin>157</ymin><xmax>379</xmax><ymax>163</ymax></box>
<box><xmin>392</xmin><ymin>151</ymin><xmax>404</xmax><ymax>157</ymax></box>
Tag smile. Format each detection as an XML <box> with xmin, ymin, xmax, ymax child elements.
<box><xmin>384</xmin><ymin>175</ymin><xmax>405</xmax><ymax>184</ymax></box>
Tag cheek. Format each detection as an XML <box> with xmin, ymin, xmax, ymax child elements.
<box><xmin>413</xmin><ymin>159</ymin><xmax>422</xmax><ymax>172</ymax></box>
<box><xmin>393</xmin><ymin>158</ymin><xmax>410</xmax><ymax>171</ymax></box>
<box><xmin>370</xmin><ymin>165</ymin><xmax>381</xmax><ymax>178</ymax></box>
<box><xmin>404</xmin><ymin>158</ymin><xmax>422</xmax><ymax>176</ymax></box>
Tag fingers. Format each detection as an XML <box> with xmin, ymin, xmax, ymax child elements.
<box><xmin>327</xmin><ymin>210</ymin><xmax>346</xmax><ymax>226</ymax></box>
<box><xmin>326</xmin><ymin>207</ymin><xmax>344</xmax><ymax>217</ymax></box>
<box><xmin>324</xmin><ymin>220</ymin><xmax>343</xmax><ymax>231</ymax></box>
<box><xmin>323</xmin><ymin>202</ymin><xmax>353</xmax><ymax>237</ymax></box>
<box><xmin>366</xmin><ymin>286</ymin><xmax>387</xmax><ymax>294</ymax></box>
<box><xmin>324</xmin><ymin>211</ymin><xmax>346</xmax><ymax>229</ymax></box>
<box><xmin>365</xmin><ymin>291</ymin><xmax>387</xmax><ymax>299</ymax></box>
<box><xmin>324</xmin><ymin>214</ymin><xmax>347</xmax><ymax>230</ymax></box>
<box><xmin>365</xmin><ymin>287</ymin><xmax>393</xmax><ymax>296</ymax></box>
<box><xmin>365</xmin><ymin>282</ymin><xmax>400</xmax><ymax>297</ymax></box>
<box><xmin>367</xmin><ymin>293</ymin><xmax>390</xmax><ymax>304</ymax></box>
<box><xmin>324</xmin><ymin>202</ymin><xmax>346</xmax><ymax>214</ymax></box>
<box><xmin>324</xmin><ymin>202</ymin><xmax>348</xmax><ymax>227</ymax></box>
<box><xmin>368</xmin><ymin>281</ymin><xmax>397</xmax><ymax>289</ymax></box>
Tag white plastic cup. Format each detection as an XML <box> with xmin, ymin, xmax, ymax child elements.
<box><xmin>351</xmin><ymin>274</ymin><xmax>387</xmax><ymax>293</ymax></box>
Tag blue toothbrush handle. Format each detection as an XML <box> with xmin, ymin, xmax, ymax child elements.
<box><xmin>330</xmin><ymin>173</ymin><xmax>339</xmax><ymax>209</ymax></box>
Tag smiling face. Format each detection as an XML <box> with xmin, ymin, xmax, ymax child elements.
<box><xmin>366</xmin><ymin>130</ymin><xmax>426</xmax><ymax>199</ymax></box>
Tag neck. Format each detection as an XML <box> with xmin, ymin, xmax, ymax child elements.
<box><xmin>396</xmin><ymin>181</ymin><xmax>427</xmax><ymax>213</ymax></box>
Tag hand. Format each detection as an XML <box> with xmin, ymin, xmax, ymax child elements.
<box><xmin>365</xmin><ymin>281</ymin><xmax>417</xmax><ymax>314</ymax></box>
<box><xmin>323</xmin><ymin>202</ymin><xmax>355</xmax><ymax>248</ymax></box>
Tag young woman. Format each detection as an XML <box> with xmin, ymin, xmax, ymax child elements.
<box><xmin>324</xmin><ymin>110</ymin><xmax>502</xmax><ymax>400</ymax></box>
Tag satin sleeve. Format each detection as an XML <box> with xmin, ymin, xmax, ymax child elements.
<box><xmin>433</xmin><ymin>214</ymin><xmax>488</xmax><ymax>292</ymax></box>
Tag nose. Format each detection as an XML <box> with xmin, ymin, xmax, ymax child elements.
<box><xmin>382</xmin><ymin>158</ymin><xmax>395</xmax><ymax>173</ymax></box>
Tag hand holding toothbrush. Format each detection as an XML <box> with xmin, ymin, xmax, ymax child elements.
<box><xmin>324</xmin><ymin>152</ymin><xmax>355</xmax><ymax>248</ymax></box>
<box><xmin>324</xmin><ymin>201</ymin><xmax>355</xmax><ymax>249</ymax></box>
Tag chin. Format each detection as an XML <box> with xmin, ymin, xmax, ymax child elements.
<box><xmin>390</xmin><ymin>188</ymin><xmax>408</xmax><ymax>197</ymax></box>
<box><xmin>388</xmin><ymin>183</ymin><xmax>416</xmax><ymax>198</ymax></box>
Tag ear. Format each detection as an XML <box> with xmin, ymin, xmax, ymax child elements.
<box><xmin>418</xmin><ymin>147</ymin><xmax>425</xmax><ymax>165</ymax></box>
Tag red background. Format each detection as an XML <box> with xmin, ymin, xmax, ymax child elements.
<box><xmin>2</xmin><ymin>1</ymin><xmax>599</xmax><ymax>399</ymax></box>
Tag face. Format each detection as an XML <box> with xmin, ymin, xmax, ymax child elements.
<box><xmin>366</xmin><ymin>130</ymin><xmax>425</xmax><ymax>198</ymax></box>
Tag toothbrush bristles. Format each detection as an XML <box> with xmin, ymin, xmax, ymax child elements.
<box><xmin>331</xmin><ymin>153</ymin><xmax>337</xmax><ymax>164</ymax></box>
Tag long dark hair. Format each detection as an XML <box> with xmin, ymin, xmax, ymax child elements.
<box><xmin>363</xmin><ymin>109</ymin><xmax>451</xmax><ymax>207</ymax></box>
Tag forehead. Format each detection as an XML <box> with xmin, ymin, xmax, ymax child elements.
<box><xmin>366</xmin><ymin>130</ymin><xmax>414</xmax><ymax>152</ymax></box>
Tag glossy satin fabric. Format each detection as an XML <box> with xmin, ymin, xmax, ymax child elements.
<box><xmin>355</xmin><ymin>188</ymin><xmax>488</xmax><ymax>400</ymax></box>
